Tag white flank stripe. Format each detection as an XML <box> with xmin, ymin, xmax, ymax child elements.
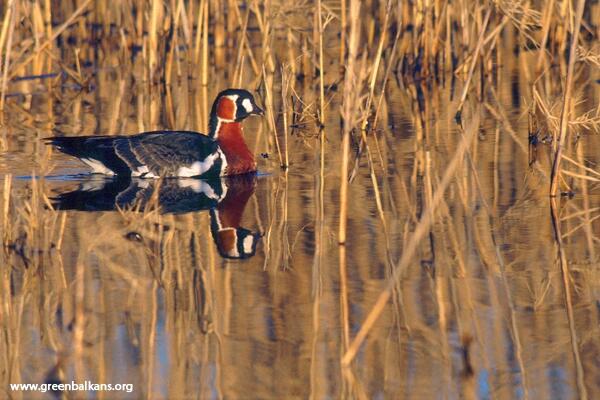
<box><xmin>81</xmin><ymin>158</ymin><xmax>115</xmax><ymax>175</ymax></box>
<box><xmin>218</xmin><ymin>149</ymin><xmax>228</xmax><ymax>176</ymax></box>
<box><xmin>177</xmin><ymin>152</ymin><xmax>219</xmax><ymax>177</ymax></box>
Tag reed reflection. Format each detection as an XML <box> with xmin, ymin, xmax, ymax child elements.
<box><xmin>51</xmin><ymin>174</ymin><xmax>260</xmax><ymax>259</ymax></box>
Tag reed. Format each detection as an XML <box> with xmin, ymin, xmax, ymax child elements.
<box><xmin>1</xmin><ymin>0</ymin><xmax>600</xmax><ymax>398</ymax></box>
<box><xmin>338</xmin><ymin>0</ymin><xmax>362</xmax><ymax>245</ymax></box>
<box><xmin>549</xmin><ymin>0</ymin><xmax>587</xmax><ymax>197</ymax></box>
<box><xmin>0</xmin><ymin>0</ymin><xmax>15</xmax><ymax>114</ymax></box>
<box><xmin>342</xmin><ymin>102</ymin><xmax>481</xmax><ymax>365</ymax></box>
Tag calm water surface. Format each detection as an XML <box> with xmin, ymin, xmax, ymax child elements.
<box><xmin>2</xmin><ymin>61</ymin><xmax>600</xmax><ymax>399</ymax></box>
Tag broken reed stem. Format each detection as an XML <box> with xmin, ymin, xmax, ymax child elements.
<box><xmin>549</xmin><ymin>0</ymin><xmax>586</xmax><ymax>197</ymax></box>
<box><xmin>341</xmin><ymin>108</ymin><xmax>480</xmax><ymax>366</ymax></box>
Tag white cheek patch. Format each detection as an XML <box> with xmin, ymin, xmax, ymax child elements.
<box><xmin>242</xmin><ymin>98</ymin><xmax>253</xmax><ymax>113</ymax></box>
<box><xmin>243</xmin><ymin>234</ymin><xmax>255</xmax><ymax>254</ymax></box>
<box><xmin>177</xmin><ymin>153</ymin><xmax>219</xmax><ymax>177</ymax></box>
<box><xmin>81</xmin><ymin>158</ymin><xmax>115</xmax><ymax>175</ymax></box>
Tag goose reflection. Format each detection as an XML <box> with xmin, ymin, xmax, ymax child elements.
<box><xmin>51</xmin><ymin>174</ymin><xmax>260</xmax><ymax>259</ymax></box>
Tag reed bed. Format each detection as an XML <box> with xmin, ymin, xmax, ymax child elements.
<box><xmin>1</xmin><ymin>0</ymin><xmax>600</xmax><ymax>398</ymax></box>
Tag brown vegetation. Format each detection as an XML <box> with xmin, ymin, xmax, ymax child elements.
<box><xmin>1</xmin><ymin>0</ymin><xmax>600</xmax><ymax>398</ymax></box>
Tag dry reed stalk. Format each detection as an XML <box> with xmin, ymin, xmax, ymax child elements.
<box><xmin>43</xmin><ymin>0</ymin><xmax>52</xmax><ymax>40</ymax></box>
<box><xmin>561</xmin><ymin>207</ymin><xmax>600</xmax><ymax>222</ymax></box>
<box><xmin>309</xmin><ymin>284</ymin><xmax>321</xmax><ymax>399</ymax></box>
<box><xmin>338</xmin><ymin>0</ymin><xmax>361</xmax><ymax>245</ymax></box>
<box><xmin>309</xmin><ymin>92</ymin><xmax>328</xmax><ymax>395</ymax></box>
<box><xmin>231</xmin><ymin>8</ymin><xmax>250</xmax><ymax>86</ymax></box>
<box><xmin>230</xmin><ymin>1</ymin><xmax>259</xmax><ymax>77</ymax></box>
<box><xmin>262</xmin><ymin>66</ymin><xmax>283</xmax><ymax>168</ymax></box>
<box><xmin>0</xmin><ymin>0</ymin><xmax>15</xmax><ymax>115</ymax></box>
<box><xmin>361</xmin><ymin>0</ymin><xmax>391</xmax><ymax>131</ymax></box>
<box><xmin>194</xmin><ymin>0</ymin><xmax>206</xmax><ymax>63</ymax></box>
<box><xmin>177</xmin><ymin>0</ymin><xmax>191</xmax><ymax>46</ymax></box>
<box><xmin>549</xmin><ymin>198</ymin><xmax>588</xmax><ymax>399</ymax></box>
<box><xmin>316</xmin><ymin>0</ymin><xmax>325</xmax><ymax>125</ymax></box>
<box><xmin>484</xmin><ymin>95</ymin><xmax>547</xmax><ymax>179</ymax></box>
<box><xmin>560</xmin><ymin>169</ymin><xmax>600</xmax><ymax>182</ymax></box>
<box><xmin>561</xmin><ymin>212</ymin><xmax>600</xmax><ymax>239</ymax></box>
<box><xmin>2</xmin><ymin>174</ymin><xmax>11</xmax><ymax>242</ymax></box>
<box><xmin>549</xmin><ymin>0</ymin><xmax>586</xmax><ymax>196</ymax></box>
<box><xmin>146</xmin><ymin>280</ymin><xmax>158</xmax><ymax>398</ymax></box>
<box><xmin>252</xmin><ymin>0</ymin><xmax>275</xmax><ymax>73</ymax></box>
<box><xmin>55</xmin><ymin>211</ymin><xmax>67</xmax><ymax>251</ymax></box>
<box><xmin>73</xmin><ymin>252</ymin><xmax>86</xmax><ymax>381</ymax></box>
<box><xmin>31</xmin><ymin>2</ymin><xmax>45</xmax><ymax>75</ymax></box>
<box><xmin>149</xmin><ymin>0</ymin><xmax>161</xmax><ymax>78</ymax></box>
<box><xmin>165</xmin><ymin>1</ymin><xmax>181</xmax><ymax>86</ymax></box>
<box><xmin>371</xmin><ymin>28</ymin><xmax>401</xmax><ymax>131</ymax></box>
<box><xmin>342</xmin><ymin>105</ymin><xmax>480</xmax><ymax>366</ymax></box>
<box><xmin>535</xmin><ymin>0</ymin><xmax>556</xmax><ymax>74</ymax></box>
<box><xmin>339</xmin><ymin>230</ymin><xmax>350</xmax><ymax>351</ymax></box>
<box><xmin>339</xmin><ymin>0</ymin><xmax>346</xmax><ymax>68</ymax></box>
<box><xmin>455</xmin><ymin>7</ymin><xmax>491</xmax><ymax>121</ymax></box>
<box><xmin>561</xmin><ymin>154</ymin><xmax>600</xmax><ymax>178</ymax></box>
<box><xmin>8</xmin><ymin>0</ymin><xmax>92</xmax><ymax>80</ymax></box>
<box><xmin>201</xmin><ymin>0</ymin><xmax>209</xmax><ymax>86</ymax></box>
<box><xmin>572</xmin><ymin>146</ymin><xmax>597</xmax><ymax>260</ymax></box>
<box><xmin>281</xmin><ymin>65</ymin><xmax>292</xmax><ymax>168</ymax></box>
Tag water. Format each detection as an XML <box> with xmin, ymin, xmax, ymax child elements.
<box><xmin>2</xmin><ymin>44</ymin><xmax>600</xmax><ymax>400</ymax></box>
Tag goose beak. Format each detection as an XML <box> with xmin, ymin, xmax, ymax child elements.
<box><xmin>252</xmin><ymin>105</ymin><xmax>265</xmax><ymax>116</ymax></box>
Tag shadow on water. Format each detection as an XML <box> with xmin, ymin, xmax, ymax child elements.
<box><xmin>51</xmin><ymin>174</ymin><xmax>261</xmax><ymax>260</ymax></box>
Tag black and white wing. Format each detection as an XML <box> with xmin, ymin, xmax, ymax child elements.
<box><xmin>114</xmin><ymin>131</ymin><xmax>223</xmax><ymax>177</ymax></box>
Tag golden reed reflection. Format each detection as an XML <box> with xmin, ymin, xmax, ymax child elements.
<box><xmin>1</xmin><ymin>0</ymin><xmax>600</xmax><ymax>398</ymax></box>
